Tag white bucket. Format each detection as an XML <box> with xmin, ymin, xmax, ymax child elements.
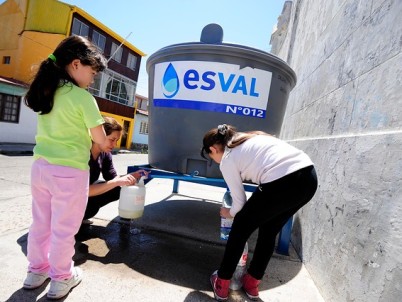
<box><xmin>118</xmin><ymin>178</ymin><xmax>146</xmax><ymax>219</ymax></box>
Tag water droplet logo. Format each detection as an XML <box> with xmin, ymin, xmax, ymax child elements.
<box><xmin>162</xmin><ymin>63</ymin><xmax>179</xmax><ymax>98</ymax></box>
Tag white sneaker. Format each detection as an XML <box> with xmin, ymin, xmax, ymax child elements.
<box><xmin>47</xmin><ymin>267</ymin><xmax>83</xmax><ymax>300</ymax></box>
<box><xmin>23</xmin><ymin>271</ymin><xmax>49</xmax><ymax>289</ymax></box>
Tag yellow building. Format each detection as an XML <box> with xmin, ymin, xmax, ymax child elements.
<box><xmin>0</xmin><ymin>0</ymin><xmax>145</xmax><ymax>148</ymax></box>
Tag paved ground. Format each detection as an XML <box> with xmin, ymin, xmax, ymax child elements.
<box><xmin>0</xmin><ymin>149</ymin><xmax>325</xmax><ymax>302</ymax></box>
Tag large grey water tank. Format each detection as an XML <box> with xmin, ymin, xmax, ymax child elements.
<box><xmin>146</xmin><ymin>24</ymin><xmax>296</xmax><ymax>178</ymax></box>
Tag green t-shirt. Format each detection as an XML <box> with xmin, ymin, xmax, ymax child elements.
<box><xmin>33</xmin><ymin>83</ymin><xmax>104</xmax><ymax>170</ymax></box>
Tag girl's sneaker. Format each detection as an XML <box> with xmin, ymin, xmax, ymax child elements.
<box><xmin>210</xmin><ymin>270</ymin><xmax>230</xmax><ymax>301</ymax></box>
<box><xmin>242</xmin><ymin>273</ymin><xmax>260</xmax><ymax>300</ymax></box>
<box><xmin>47</xmin><ymin>267</ymin><xmax>83</xmax><ymax>300</ymax></box>
<box><xmin>23</xmin><ymin>271</ymin><xmax>49</xmax><ymax>289</ymax></box>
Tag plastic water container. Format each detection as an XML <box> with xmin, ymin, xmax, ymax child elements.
<box><xmin>118</xmin><ymin>177</ymin><xmax>146</xmax><ymax>219</ymax></box>
<box><xmin>146</xmin><ymin>23</ymin><xmax>297</xmax><ymax>178</ymax></box>
<box><xmin>219</xmin><ymin>191</ymin><xmax>249</xmax><ymax>289</ymax></box>
<box><xmin>220</xmin><ymin>191</ymin><xmax>233</xmax><ymax>240</ymax></box>
<box><xmin>230</xmin><ymin>242</ymin><xmax>248</xmax><ymax>290</ymax></box>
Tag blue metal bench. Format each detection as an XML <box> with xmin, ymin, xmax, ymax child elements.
<box><xmin>127</xmin><ymin>164</ymin><xmax>293</xmax><ymax>255</ymax></box>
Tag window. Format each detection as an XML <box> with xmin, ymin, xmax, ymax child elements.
<box><xmin>0</xmin><ymin>93</ymin><xmax>20</xmax><ymax>123</ymax></box>
<box><xmin>139</xmin><ymin>121</ymin><xmax>149</xmax><ymax>134</ymax></box>
<box><xmin>88</xmin><ymin>73</ymin><xmax>103</xmax><ymax>96</ymax></box>
<box><xmin>135</xmin><ymin>98</ymin><xmax>148</xmax><ymax>110</ymax></box>
<box><xmin>127</xmin><ymin>53</ymin><xmax>137</xmax><ymax>70</ymax></box>
<box><xmin>104</xmin><ymin>70</ymin><xmax>136</xmax><ymax>106</ymax></box>
<box><xmin>110</xmin><ymin>42</ymin><xmax>123</xmax><ymax>63</ymax></box>
<box><xmin>92</xmin><ymin>30</ymin><xmax>106</xmax><ymax>52</ymax></box>
<box><xmin>141</xmin><ymin>99</ymin><xmax>149</xmax><ymax>110</ymax></box>
<box><xmin>71</xmin><ymin>18</ymin><xmax>89</xmax><ymax>37</ymax></box>
<box><xmin>106</xmin><ymin>77</ymin><xmax>128</xmax><ymax>104</ymax></box>
<box><xmin>3</xmin><ymin>56</ymin><xmax>11</xmax><ymax>64</ymax></box>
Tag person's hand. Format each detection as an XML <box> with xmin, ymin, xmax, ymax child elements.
<box><xmin>130</xmin><ymin>170</ymin><xmax>150</xmax><ymax>180</ymax></box>
<box><xmin>220</xmin><ymin>207</ymin><xmax>233</xmax><ymax>219</ymax></box>
<box><xmin>117</xmin><ymin>174</ymin><xmax>137</xmax><ymax>186</ymax></box>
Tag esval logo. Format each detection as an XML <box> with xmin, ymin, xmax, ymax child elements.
<box><xmin>161</xmin><ymin>63</ymin><xmax>260</xmax><ymax>98</ymax></box>
<box><xmin>154</xmin><ymin>61</ymin><xmax>272</xmax><ymax>119</ymax></box>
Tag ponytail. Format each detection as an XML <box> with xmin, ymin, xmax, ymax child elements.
<box><xmin>24</xmin><ymin>35</ymin><xmax>107</xmax><ymax>114</ymax></box>
<box><xmin>24</xmin><ymin>57</ymin><xmax>69</xmax><ymax>114</ymax></box>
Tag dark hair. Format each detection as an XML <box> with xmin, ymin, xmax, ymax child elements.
<box><xmin>103</xmin><ymin>116</ymin><xmax>123</xmax><ymax>136</ymax></box>
<box><xmin>200</xmin><ymin>124</ymin><xmax>269</xmax><ymax>159</ymax></box>
<box><xmin>24</xmin><ymin>35</ymin><xmax>107</xmax><ymax>114</ymax></box>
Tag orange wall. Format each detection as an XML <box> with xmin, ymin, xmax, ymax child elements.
<box><xmin>0</xmin><ymin>0</ymin><xmax>27</xmax><ymax>78</ymax></box>
<box><xmin>17</xmin><ymin>31</ymin><xmax>66</xmax><ymax>83</ymax></box>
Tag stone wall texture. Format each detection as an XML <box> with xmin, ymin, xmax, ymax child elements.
<box><xmin>270</xmin><ymin>0</ymin><xmax>402</xmax><ymax>301</ymax></box>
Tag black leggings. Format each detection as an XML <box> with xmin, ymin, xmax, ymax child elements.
<box><xmin>83</xmin><ymin>185</ymin><xmax>121</xmax><ymax>220</ymax></box>
<box><xmin>218</xmin><ymin>165</ymin><xmax>318</xmax><ymax>280</ymax></box>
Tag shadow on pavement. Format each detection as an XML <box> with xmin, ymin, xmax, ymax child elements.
<box><xmin>75</xmin><ymin>195</ymin><xmax>303</xmax><ymax>292</ymax></box>
<box><xmin>13</xmin><ymin>195</ymin><xmax>303</xmax><ymax>302</ymax></box>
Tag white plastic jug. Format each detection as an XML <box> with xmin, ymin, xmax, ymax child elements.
<box><xmin>118</xmin><ymin>177</ymin><xmax>146</xmax><ymax>219</ymax></box>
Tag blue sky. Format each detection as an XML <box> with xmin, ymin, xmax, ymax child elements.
<box><xmin>10</xmin><ymin>0</ymin><xmax>287</xmax><ymax>97</ymax></box>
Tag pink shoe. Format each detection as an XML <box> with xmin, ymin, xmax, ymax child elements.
<box><xmin>242</xmin><ymin>273</ymin><xmax>260</xmax><ymax>300</ymax></box>
<box><xmin>210</xmin><ymin>270</ymin><xmax>230</xmax><ymax>301</ymax></box>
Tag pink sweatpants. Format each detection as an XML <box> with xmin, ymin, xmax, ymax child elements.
<box><xmin>27</xmin><ymin>158</ymin><xmax>89</xmax><ymax>281</ymax></box>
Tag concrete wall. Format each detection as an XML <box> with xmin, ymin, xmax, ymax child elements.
<box><xmin>270</xmin><ymin>0</ymin><xmax>401</xmax><ymax>301</ymax></box>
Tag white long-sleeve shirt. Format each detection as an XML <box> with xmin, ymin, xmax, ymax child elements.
<box><xmin>219</xmin><ymin>135</ymin><xmax>314</xmax><ymax>217</ymax></box>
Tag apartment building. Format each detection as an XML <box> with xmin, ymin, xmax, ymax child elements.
<box><xmin>0</xmin><ymin>0</ymin><xmax>145</xmax><ymax>148</ymax></box>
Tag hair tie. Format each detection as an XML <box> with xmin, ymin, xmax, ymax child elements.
<box><xmin>48</xmin><ymin>54</ymin><xmax>56</xmax><ymax>62</ymax></box>
<box><xmin>218</xmin><ymin>124</ymin><xmax>228</xmax><ymax>135</ymax></box>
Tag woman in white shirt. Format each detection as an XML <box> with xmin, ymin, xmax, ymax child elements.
<box><xmin>202</xmin><ymin>124</ymin><xmax>318</xmax><ymax>301</ymax></box>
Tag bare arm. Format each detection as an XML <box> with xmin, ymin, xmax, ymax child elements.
<box><xmin>90</xmin><ymin>124</ymin><xmax>107</xmax><ymax>145</ymax></box>
<box><xmin>88</xmin><ymin>170</ymin><xmax>149</xmax><ymax>197</ymax></box>
<box><xmin>89</xmin><ymin>174</ymin><xmax>136</xmax><ymax>197</ymax></box>
<box><xmin>129</xmin><ymin>170</ymin><xmax>150</xmax><ymax>180</ymax></box>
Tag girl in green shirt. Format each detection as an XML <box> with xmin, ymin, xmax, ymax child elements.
<box><xmin>23</xmin><ymin>35</ymin><xmax>107</xmax><ymax>300</ymax></box>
